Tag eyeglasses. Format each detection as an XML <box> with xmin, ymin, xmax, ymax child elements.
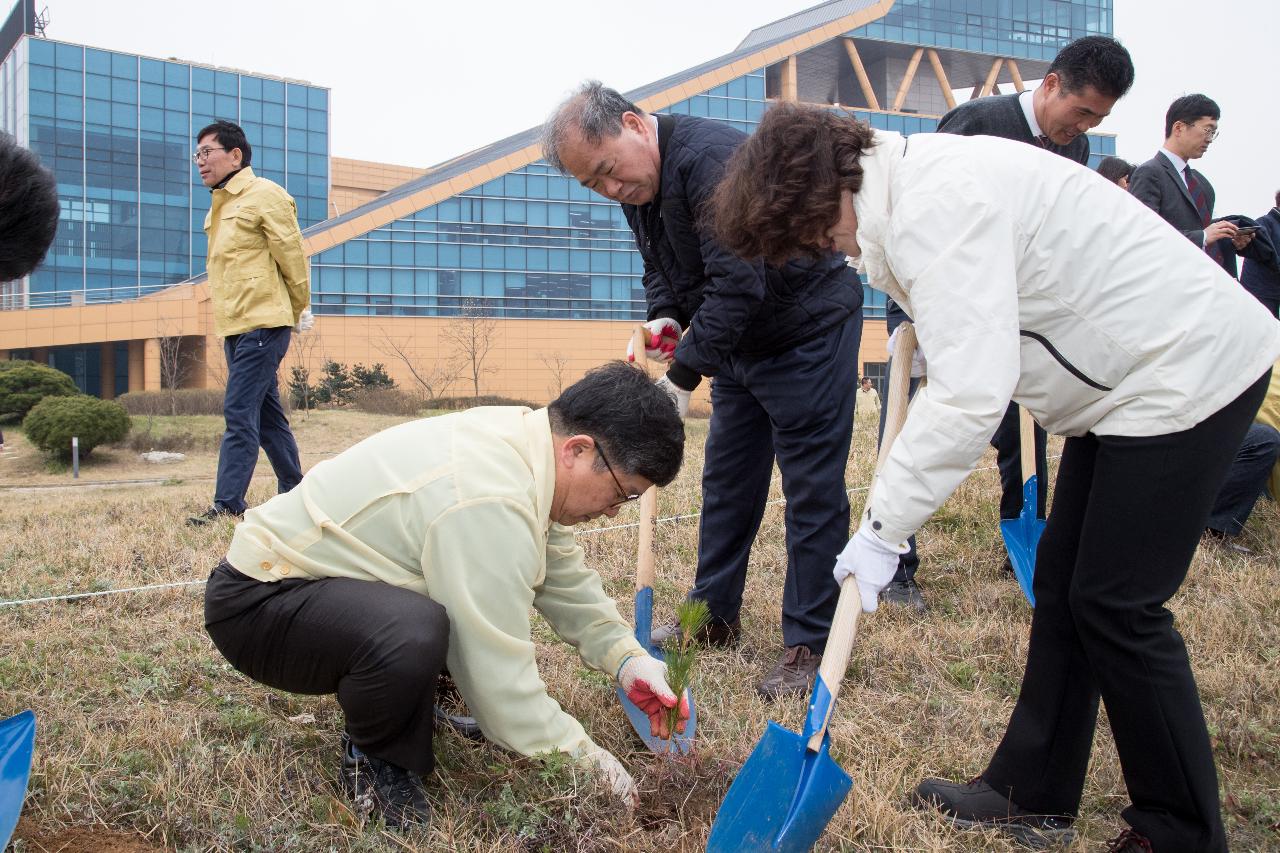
<box><xmin>192</xmin><ymin>146</ymin><xmax>227</xmax><ymax>163</ymax></box>
<box><xmin>1186</xmin><ymin>123</ymin><xmax>1219</xmax><ymax>141</ymax></box>
<box><xmin>596</xmin><ymin>443</ymin><xmax>641</xmax><ymax>508</ymax></box>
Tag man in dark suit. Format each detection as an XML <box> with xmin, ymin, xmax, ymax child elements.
<box><xmin>1240</xmin><ymin>191</ymin><xmax>1280</xmax><ymax>317</ymax></box>
<box><xmin>1130</xmin><ymin>94</ymin><xmax>1255</xmax><ymax>275</ymax></box>
<box><xmin>878</xmin><ymin>35</ymin><xmax>1135</xmax><ymax>611</ymax></box>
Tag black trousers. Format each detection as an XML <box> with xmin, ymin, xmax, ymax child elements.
<box><xmin>984</xmin><ymin>372</ymin><xmax>1270</xmax><ymax>852</ymax></box>
<box><xmin>204</xmin><ymin>562</ymin><xmax>449</xmax><ymax>774</ymax></box>
<box><xmin>691</xmin><ymin>315</ymin><xmax>861</xmax><ymax>650</ymax></box>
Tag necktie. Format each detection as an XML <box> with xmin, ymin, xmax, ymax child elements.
<box><xmin>1184</xmin><ymin>166</ymin><xmax>1224</xmax><ymax>264</ymax></box>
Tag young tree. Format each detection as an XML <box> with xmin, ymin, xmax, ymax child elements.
<box><xmin>443</xmin><ymin>299</ymin><xmax>498</xmax><ymax>399</ymax></box>
<box><xmin>540</xmin><ymin>351</ymin><xmax>571</xmax><ymax>401</ymax></box>
<box><xmin>288</xmin><ymin>325</ymin><xmax>322</xmax><ymax>415</ymax></box>
<box><xmin>375</xmin><ymin>327</ymin><xmax>462</xmax><ymax>400</ymax></box>
<box><xmin>156</xmin><ymin>320</ymin><xmax>191</xmax><ymax>416</ymax></box>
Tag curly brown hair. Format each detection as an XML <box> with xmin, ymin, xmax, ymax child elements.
<box><xmin>709</xmin><ymin>103</ymin><xmax>875</xmax><ymax>265</ymax></box>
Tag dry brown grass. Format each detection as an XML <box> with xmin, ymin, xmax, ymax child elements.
<box><xmin>1</xmin><ymin>414</ymin><xmax>1276</xmax><ymax>852</ymax></box>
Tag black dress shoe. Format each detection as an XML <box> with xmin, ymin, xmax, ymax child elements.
<box><xmin>911</xmin><ymin>776</ymin><xmax>1076</xmax><ymax>849</ymax></box>
<box><xmin>339</xmin><ymin>732</ymin><xmax>430</xmax><ymax>828</ymax></box>
<box><xmin>186</xmin><ymin>506</ymin><xmax>242</xmax><ymax>526</ymax></box>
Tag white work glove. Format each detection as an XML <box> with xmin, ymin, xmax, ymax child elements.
<box><xmin>887</xmin><ymin>325</ymin><xmax>926</xmax><ymax>378</ymax></box>
<box><xmin>833</xmin><ymin>526</ymin><xmax>910</xmax><ymax>613</ymax></box>
<box><xmin>654</xmin><ymin>374</ymin><xmax>691</xmax><ymax>418</ymax></box>
<box><xmin>295</xmin><ymin>307</ymin><xmax>315</xmax><ymax>333</ymax></box>
<box><xmin>626</xmin><ymin>318</ymin><xmax>682</xmax><ymax>363</ymax></box>
<box><xmin>617</xmin><ymin>653</ymin><xmax>689</xmax><ymax>740</ymax></box>
<box><xmin>583</xmin><ymin>747</ymin><xmax>638</xmax><ymax>808</ymax></box>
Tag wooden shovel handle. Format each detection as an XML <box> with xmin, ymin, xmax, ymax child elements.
<box><xmin>1018</xmin><ymin>406</ymin><xmax>1036</xmax><ymax>483</ymax></box>
<box><xmin>630</xmin><ymin>323</ymin><xmax>657</xmax><ymax>592</ymax></box>
<box><xmin>636</xmin><ymin>486</ymin><xmax>657</xmax><ymax>592</ymax></box>
<box><xmin>808</xmin><ymin>322</ymin><xmax>917</xmax><ymax>751</ymax></box>
<box><xmin>630</xmin><ymin>325</ymin><xmax>651</xmax><ymax>378</ymax></box>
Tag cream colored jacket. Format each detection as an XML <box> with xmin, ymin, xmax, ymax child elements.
<box><xmin>853</xmin><ymin>131</ymin><xmax>1280</xmax><ymax>544</ymax></box>
<box><xmin>204</xmin><ymin>167</ymin><xmax>310</xmax><ymax>337</ymax></box>
<box><xmin>226</xmin><ymin>407</ymin><xmax>645</xmax><ymax>759</ymax></box>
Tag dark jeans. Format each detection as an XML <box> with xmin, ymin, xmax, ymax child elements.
<box><xmin>992</xmin><ymin>401</ymin><xmax>1049</xmax><ymax>520</ymax></box>
<box><xmin>204</xmin><ymin>561</ymin><xmax>449</xmax><ymax>774</ymax></box>
<box><xmin>883</xmin><ymin>392</ymin><xmax>1047</xmax><ymax>584</ymax></box>
<box><xmin>690</xmin><ymin>315</ymin><xmax>861</xmax><ymax>651</ymax></box>
<box><xmin>983</xmin><ymin>371</ymin><xmax>1269</xmax><ymax>852</ymax></box>
<box><xmin>214</xmin><ymin>326</ymin><xmax>303</xmax><ymax>515</ymax></box>
<box><xmin>1206</xmin><ymin>422</ymin><xmax>1280</xmax><ymax>535</ymax></box>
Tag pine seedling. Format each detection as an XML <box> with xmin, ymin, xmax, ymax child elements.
<box><xmin>660</xmin><ymin>598</ymin><xmax>711</xmax><ymax>743</ymax></box>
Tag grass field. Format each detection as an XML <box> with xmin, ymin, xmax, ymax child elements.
<box><xmin>1</xmin><ymin>410</ymin><xmax>1277</xmax><ymax>852</ymax></box>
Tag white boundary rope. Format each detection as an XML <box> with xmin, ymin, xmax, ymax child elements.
<box><xmin>0</xmin><ymin>458</ymin><xmax>1059</xmax><ymax>609</ymax></box>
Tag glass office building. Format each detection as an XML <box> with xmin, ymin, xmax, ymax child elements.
<box><xmin>304</xmin><ymin>0</ymin><xmax>1113</xmax><ymax>324</ymax></box>
<box><xmin>0</xmin><ymin>25</ymin><xmax>328</xmax><ymax>309</ymax></box>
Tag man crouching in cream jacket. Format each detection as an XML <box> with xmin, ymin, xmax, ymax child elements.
<box><xmin>204</xmin><ymin>362</ymin><xmax>688</xmax><ymax>828</ymax></box>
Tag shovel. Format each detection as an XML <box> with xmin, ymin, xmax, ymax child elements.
<box><xmin>706</xmin><ymin>323</ymin><xmax>919</xmax><ymax>852</ymax></box>
<box><xmin>615</xmin><ymin>325</ymin><xmax>696</xmax><ymax>755</ymax></box>
<box><xmin>998</xmin><ymin>407</ymin><xmax>1044</xmax><ymax>606</ymax></box>
<box><xmin>0</xmin><ymin>710</ymin><xmax>36</xmax><ymax>849</ymax></box>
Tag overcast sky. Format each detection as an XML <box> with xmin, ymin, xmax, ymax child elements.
<box><xmin>39</xmin><ymin>0</ymin><xmax>1279</xmax><ymax>218</ymax></box>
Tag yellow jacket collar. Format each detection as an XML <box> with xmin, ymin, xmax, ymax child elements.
<box><xmin>219</xmin><ymin>166</ymin><xmax>256</xmax><ymax>196</ymax></box>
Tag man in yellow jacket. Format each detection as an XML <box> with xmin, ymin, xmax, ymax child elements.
<box><xmin>204</xmin><ymin>362</ymin><xmax>689</xmax><ymax>828</ymax></box>
<box><xmin>189</xmin><ymin>120</ymin><xmax>311</xmax><ymax>525</ymax></box>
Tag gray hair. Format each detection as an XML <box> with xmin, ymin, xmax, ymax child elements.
<box><xmin>541</xmin><ymin>81</ymin><xmax>646</xmax><ymax>175</ymax></box>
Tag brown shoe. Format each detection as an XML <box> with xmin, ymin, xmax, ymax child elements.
<box><xmin>650</xmin><ymin>615</ymin><xmax>741</xmax><ymax>649</ymax></box>
<box><xmin>756</xmin><ymin>645</ymin><xmax>822</xmax><ymax>700</ymax></box>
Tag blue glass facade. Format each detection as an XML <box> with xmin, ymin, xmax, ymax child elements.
<box><xmin>849</xmin><ymin>0</ymin><xmax>1112</xmax><ymax>61</ymax></box>
<box><xmin>0</xmin><ymin>35</ymin><xmax>328</xmax><ymax>307</ymax></box>
<box><xmin>309</xmin><ymin>61</ymin><xmax>1115</xmax><ymax>323</ymax></box>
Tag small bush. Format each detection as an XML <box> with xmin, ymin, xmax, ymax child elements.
<box><xmin>0</xmin><ymin>362</ymin><xmax>80</xmax><ymax>423</ymax></box>
<box><xmin>23</xmin><ymin>395</ymin><xmax>132</xmax><ymax>460</ymax></box>
<box><xmin>350</xmin><ymin>387</ymin><xmax>426</xmax><ymax>416</ymax></box>
<box><xmin>430</xmin><ymin>395</ymin><xmax>540</xmax><ymax>411</ymax></box>
<box><xmin>123</xmin><ymin>428</ymin><xmax>198</xmax><ymax>453</ymax></box>
<box><xmin>116</xmin><ymin>388</ymin><xmax>226</xmax><ymax>416</ymax></box>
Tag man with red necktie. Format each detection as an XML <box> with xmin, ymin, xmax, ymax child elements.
<box><xmin>1130</xmin><ymin>94</ymin><xmax>1255</xmax><ymax>272</ymax></box>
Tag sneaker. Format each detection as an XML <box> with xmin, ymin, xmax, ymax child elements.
<box><xmin>186</xmin><ymin>506</ymin><xmax>242</xmax><ymax>527</ymax></box>
<box><xmin>756</xmin><ymin>644</ymin><xmax>822</xmax><ymax>700</ymax></box>
<box><xmin>910</xmin><ymin>776</ymin><xmax>1077</xmax><ymax>849</ymax></box>
<box><xmin>339</xmin><ymin>732</ymin><xmax>430</xmax><ymax>828</ymax></box>
<box><xmin>881</xmin><ymin>578</ymin><xmax>927</xmax><ymax>613</ymax></box>
<box><xmin>1104</xmin><ymin>828</ymin><xmax>1153</xmax><ymax>852</ymax></box>
<box><xmin>651</xmin><ymin>615</ymin><xmax>741</xmax><ymax>649</ymax></box>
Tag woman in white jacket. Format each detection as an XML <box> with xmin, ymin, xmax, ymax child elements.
<box><xmin>709</xmin><ymin>103</ymin><xmax>1279</xmax><ymax>852</ymax></box>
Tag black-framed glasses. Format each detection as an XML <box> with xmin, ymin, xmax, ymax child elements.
<box><xmin>596</xmin><ymin>443</ymin><xmax>641</xmax><ymax>508</ymax></box>
<box><xmin>192</xmin><ymin>146</ymin><xmax>226</xmax><ymax>163</ymax></box>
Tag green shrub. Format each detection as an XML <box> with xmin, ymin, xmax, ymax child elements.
<box><xmin>23</xmin><ymin>395</ymin><xmax>132</xmax><ymax>460</ymax></box>
<box><xmin>350</xmin><ymin>387</ymin><xmax>426</xmax><ymax>416</ymax></box>
<box><xmin>0</xmin><ymin>358</ymin><xmax>39</xmax><ymax>372</ymax></box>
<box><xmin>116</xmin><ymin>388</ymin><xmax>226</xmax><ymax>416</ymax></box>
<box><xmin>430</xmin><ymin>395</ymin><xmax>539</xmax><ymax>410</ymax></box>
<box><xmin>0</xmin><ymin>362</ymin><xmax>80</xmax><ymax>423</ymax></box>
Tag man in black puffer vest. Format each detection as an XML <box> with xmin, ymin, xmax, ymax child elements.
<box><xmin>544</xmin><ymin>82</ymin><xmax>863</xmax><ymax>699</ymax></box>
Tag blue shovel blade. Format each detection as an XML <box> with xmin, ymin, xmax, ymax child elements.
<box><xmin>0</xmin><ymin>710</ymin><xmax>36</xmax><ymax>849</ymax></box>
<box><xmin>618</xmin><ymin>586</ymin><xmax>696</xmax><ymax>754</ymax></box>
<box><xmin>706</xmin><ymin>722</ymin><xmax>852</xmax><ymax>852</ymax></box>
<box><xmin>708</xmin><ymin>676</ymin><xmax>852</xmax><ymax>852</ymax></box>
<box><xmin>999</xmin><ymin>476</ymin><xmax>1046</xmax><ymax>606</ymax></box>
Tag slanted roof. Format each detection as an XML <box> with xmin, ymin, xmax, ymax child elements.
<box><xmin>737</xmin><ymin>0</ymin><xmax>882</xmax><ymax>51</ymax></box>
<box><xmin>288</xmin><ymin>0</ymin><xmax>894</xmax><ymax>258</ymax></box>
